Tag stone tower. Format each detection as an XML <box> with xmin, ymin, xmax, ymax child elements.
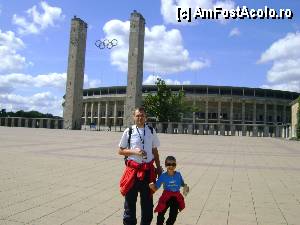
<box><xmin>124</xmin><ymin>10</ymin><xmax>145</xmax><ymax>127</ymax></box>
<box><xmin>63</xmin><ymin>16</ymin><xmax>87</xmax><ymax>130</ymax></box>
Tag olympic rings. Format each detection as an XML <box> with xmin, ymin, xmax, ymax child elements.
<box><xmin>95</xmin><ymin>39</ymin><xmax>118</xmax><ymax>49</ymax></box>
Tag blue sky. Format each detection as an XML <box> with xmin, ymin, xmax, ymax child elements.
<box><xmin>0</xmin><ymin>0</ymin><xmax>299</xmax><ymax>116</ymax></box>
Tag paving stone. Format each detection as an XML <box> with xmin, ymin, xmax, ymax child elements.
<box><xmin>1</xmin><ymin>127</ymin><xmax>300</xmax><ymax>225</ymax></box>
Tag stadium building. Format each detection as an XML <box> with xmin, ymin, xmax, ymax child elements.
<box><xmin>82</xmin><ymin>85</ymin><xmax>299</xmax><ymax>137</ymax></box>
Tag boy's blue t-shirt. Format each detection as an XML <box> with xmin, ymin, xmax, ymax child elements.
<box><xmin>155</xmin><ymin>171</ymin><xmax>184</xmax><ymax>192</ymax></box>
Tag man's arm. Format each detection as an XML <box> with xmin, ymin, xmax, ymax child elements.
<box><xmin>118</xmin><ymin>147</ymin><xmax>144</xmax><ymax>157</ymax></box>
<box><xmin>152</xmin><ymin>147</ymin><xmax>162</xmax><ymax>176</ymax></box>
<box><xmin>149</xmin><ymin>182</ymin><xmax>158</xmax><ymax>192</ymax></box>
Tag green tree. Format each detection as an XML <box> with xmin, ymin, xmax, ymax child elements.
<box><xmin>144</xmin><ymin>78</ymin><xmax>194</xmax><ymax>122</ymax></box>
<box><xmin>297</xmin><ymin>97</ymin><xmax>300</xmax><ymax>139</ymax></box>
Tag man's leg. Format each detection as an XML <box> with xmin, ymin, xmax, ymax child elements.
<box><xmin>166</xmin><ymin>197</ymin><xmax>179</xmax><ymax>225</ymax></box>
<box><xmin>124</xmin><ymin>183</ymin><xmax>138</xmax><ymax>225</ymax></box>
<box><xmin>139</xmin><ymin>179</ymin><xmax>153</xmax><ymax>225</ymax></box>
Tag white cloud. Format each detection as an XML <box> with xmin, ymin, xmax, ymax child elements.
<box><xmin>103</xmin><ymin>20</ymin><xmax>209</xmax><ymax>74</ymax></box>
<box><xmin>0</xmin><ymin>30</ymin><xmax>29</xmax><ymax>73</ymax></box>
<box><xmin>0</xmin><ymin>92</ymin><xmax>63</xmax><ymax>116</ymax></box>
<box><xmin>12</xmin><ymin>1</ymin><xmax>64</xmax><ymax>35</ymax></box>
<box><xmin>259</xmin><ymin>32</ymin><xmax>300</xmax><ymax>93</ymax></box>
<box><xmin>0</xmin><ymin>73</ymin><xmax>67</xmax><ymax>92</ymax></box>
<box><xmin>83</xmin><ymin>74</ymin><xmax>102</xmax><ymax>88</ymax></box>
<box><xmin>259</xmin><ymin>32</ymin><xmax>300</xmax><ymax>64</ymax></box>
<box><xmin>161</xmin><ymin>0</ymin><xmax>235</xmax><ymax>24</ymax></box>
<box><xmin>143</xmin><ymin>74</ymin><xmax>191</xmax><ymax>85</ymax></box>
<box><xmin>0</xmin><ymin>72</ymin><xmax>101</xmax><ymax>91</ymax></box>
<box><xmin>0</xmin><ymin>72</ymin><xmax>101</xmax><ymax>115</ymax></box>
<box><xmin>229</xmin><ymin>27</ymin><xmax>240</xmax><ymax>37</ymax></box>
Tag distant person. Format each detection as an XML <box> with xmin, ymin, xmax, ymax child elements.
<box><xmin>118</xmin><ymin>107</ymin><xmax>162</xmax><ymax>225</ymax></box>
<box><xmin>149</xmin><ymin>156</ymin><xmax>189</xmax><ymax>225</ymax></box>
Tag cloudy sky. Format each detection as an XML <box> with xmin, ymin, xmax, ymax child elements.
<box><xmin>0</xmin><ymin>0</ymin><xmax>299</xmax><ymax>116</ymax></box>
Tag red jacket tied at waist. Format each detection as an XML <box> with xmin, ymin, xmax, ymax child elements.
<box><xmin>120</xmin><ymin>160</ymin><xmax>156</xmax><ymax>196</ymax></box>
<box><xmin>154</xmin><ymin>190</ymin><xmax>185</xmax><ymax>213</ymax></box>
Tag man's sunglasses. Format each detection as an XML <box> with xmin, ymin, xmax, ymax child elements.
<box><xmin>165</xmin><ymin>163</ymin><xmax>176</xmax><ymax>167</ymax></box>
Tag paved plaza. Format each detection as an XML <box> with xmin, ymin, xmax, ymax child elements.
<box><xmin>0</xmin><ymin>127</ymin><xmax>300</xmax><ymax>225</ymax></box>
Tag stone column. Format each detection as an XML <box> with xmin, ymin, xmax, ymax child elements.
<box><xmin>217</xmin><ymin>101</ymin><xmax>221</xmax><ymax>124</ymax></box>
<box><xmin>264</xmin><ymin>126</ymin><xmax>269</xmax><ymax>137</ymax></box>
<box><xmin>18</xmin><ymin>118</ymin><xmax>22</xmax><ymax>127</ymax></box>
<box><xmin>124</xmin><ymin>11</ymin><xmax>145</xmax><ymax>127</ymax></box>
<box><xmin>273</xmin><ymin>104</ymin><xmax>278</xmax><ymax>124</ymax></box>
<box><xmin>167</xmin><ymin>123</ymin><xmax>173</xmax><ymax>134</ymax></box>
<box><xmin>90</xmin><ymin>102</ymin><xmax>94</xmax><ymax>124</ymax></box>
<box><xmin>105</xmin><ymin>101</ymin><xmax>109</xmax><ymax>127</ymax></box>
<box><xmin>188</xmin><ymin>124</ymin><xmax>194</xmax><ymax>134</ymax></box>
<box><xmin>220</xmin><ymin>124</ymin><xmax>225</xmax><ymax>136</ymax></box>
<box><xmin>178</xmin><ymin>123</ymin><xmax>183</xmax><ymax>134</ymax></box>
<box><xmin>231</xmin><ymin>125</ymin><xmax>236</xmax><ymax>136</ymax></box>
<box><xmin>230</xmin><ymin>100</ymin><xmax>233</xmax><ymax>124</ymax></box>
<box><xmin>114</xmin><ymin>101</ymin><xmax>117</xmax><ymax>126</ymax></box>
<box><xmin>264</xmin><ymin>103</ymin><xmax>267</xmax><ymax>124</ymax></box>
<box><xmin>4</xmin><ymin>117</ymin><xmax>8</xmax><ymax>126</ymax></box>
<box><xmin>242</xmin><ymin>102</ymin><xmax>245</xmax><ymax>124</ymax></box>
<box><xmin>97</xmin><ymin>102</ymin><xmax>101</xmax><ymax>128</ymax></box>
<box><xmin>192</xmin><ymin>100</ymin><xmax>196</xmax><ymax>124</ymax></box>
<box><xmin>39</xmin><ymin>119</ymin><xmax>43</xmax><ymax>128</ymax></box>
<box><xmin>11</xmin><ymin>118</ymin><xmax>15</xmax><ymax>127</ymax></box>
<box><xmin>275</xmin><ymin>126</ymin><xmax>280</xmax><ymax>137</ymax></box>
<box><xmin>199</xmin><ymin>124</ymin><xmax>204</xmax><ymax>135</ymax></box>
<box><xmin>55</xmin><ymin>119</ymin><xmax>59</xmax><ymax>129</ymax></box>
<box><xmin>47</xmin><ymin>119</ymin><xmax>51</xmax><ymax>129</ymax></box>
<box><xmin>32</xmin><ymin>119</ymin><xmax>36</xmax><ymax>128</ymax></box>
<box><xmin>25</xmin><ymin>118</ymin><xmax>29</xmax><ymax>127</ymax></box>
<box><xmin>63</xmin><ymin>16</ymin><xmax>87</xmax><ymax>130</ymax></box>
<box><xmin>209</xmin><ymin>124</ymin><xmax>214</xmax><ymax>135</ymax></box>
<box><xmin>157</xmin><ymin>123</ymin><xmax>163</xmax><ymax>133</ymax></box>
<box><xmin>205</xmin><ymin>99</ymin><xmax>208</xmax><ymax>124</ymax></box>
<box><xmin>282</xmin><ymin>104</ymin><xmax>286</xmax><ymax>124</ymax></box>
<box><xmin>253</xmin><ymin>126</ymin><xmax>258</xmax><ymax>137</ymax></box>
<box><xmin>253</xmin><ymin>101</ymin><xmax>256</xmax><ymax>124</ymax></box>
<box><xmin>242</xmin><ymin>102</ymin><xmax>246</xmax><ymax>136</ymax></box>
<box><xmin>84</xmin><ymin>103</ymin><xmax>88</xmax><ymax>126</ymax></box>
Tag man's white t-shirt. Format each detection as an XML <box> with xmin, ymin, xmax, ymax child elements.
<box><xmin>119</xmin><ymin>125</ymin><xmax>160</xmax><ymax>164</ymax></box>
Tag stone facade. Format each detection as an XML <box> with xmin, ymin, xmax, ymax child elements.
<box><xmin>63</xmin><ymin>16</ymin><xmax>87</xmax><ymax>130</ymax></box>
<box><xmin>291</xmin><ymin>99</ymin><xmax>299</xmax><ymax>138</ymax></box>
<box><xmin>123</xmin><ymin>10</ymin><xmax>145</xmax><ymax>127</ymax></box>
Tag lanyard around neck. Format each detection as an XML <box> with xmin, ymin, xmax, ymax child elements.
<box><xmin>136</xmin><ymin>125</ymin><xmax>145</xmax><ymax>150</ymax></box>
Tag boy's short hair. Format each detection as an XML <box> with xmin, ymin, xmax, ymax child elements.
<box><xmin>165</xmin><ymin>155</ymin><xmax>176</xmax><ymax>164</ymax></box>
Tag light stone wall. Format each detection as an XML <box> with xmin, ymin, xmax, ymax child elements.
<box><xmin>123</xmin><ymin>11</ymin><xmax>145</xmax><ymax>127</ymax></box>
<box><xmin>63</xmin><ymin>16</ymin><xmax>87</xmax><ymax>130</ymax></box>
<box><xmin>291</xmin><ymin>100</ymin><xmax>299</xmax><ymax>137</ymax></box>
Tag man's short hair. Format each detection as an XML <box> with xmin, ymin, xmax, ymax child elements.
<box><xmin>132</xmin><ymin>107</ymin><xmax>146</xmax><ymax>115</ymax></box>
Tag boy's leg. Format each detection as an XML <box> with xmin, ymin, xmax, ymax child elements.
<box><xmin>123</xmin><ymin>182</ymin><xmax>138</xmax><ymax>225</ymax></box>
<box><xmin>157</xmin><ymin>208</ymin><xmax>168</xmax><ymax>225</ymax></box>
<box><xmin>166</xmin><ymin>197</ymin><xmax>179</xmax><ymax>225</ymax></box>
<box><xmin>139</xmin><ymin>173</ymin><xmax>153</xmax><ymax>225</ymax></box>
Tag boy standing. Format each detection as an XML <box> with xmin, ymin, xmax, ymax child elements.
<box><xmin>149</xmin><ymin>156</ymin><xmax>189</xmax><ymax>225</ymax></box>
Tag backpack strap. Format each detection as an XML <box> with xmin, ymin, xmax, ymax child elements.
<box><xmin>128</xmin><ymin>127</ymin><xmax>133</xmax><ymax>148</ymax></box>
<box><xmin>124</xmin><ymin>127</ymin><xmax>133</xmax><ymax>163</ymax></box>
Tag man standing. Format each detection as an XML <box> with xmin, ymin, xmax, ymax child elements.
<box><xmin>118</xmin><ymin>107</ymin><xmax>162</xmax><ymax>225</ymax></box>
